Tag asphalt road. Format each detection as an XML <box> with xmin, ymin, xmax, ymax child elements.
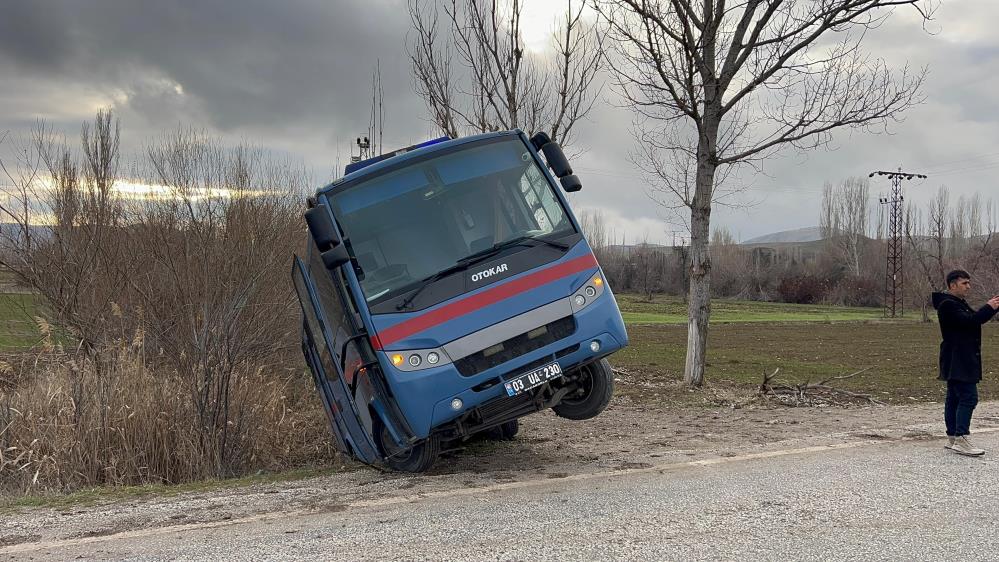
<box><xmin>10</xmin><ymin>431</ymin><xmax>999</xmax><ymax>561</ymax></box>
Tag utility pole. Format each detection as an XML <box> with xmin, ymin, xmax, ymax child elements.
<box><xmin>872</xmin><ymin>168</ymin><xmax>927</xmax><ymax>318</ymax></box>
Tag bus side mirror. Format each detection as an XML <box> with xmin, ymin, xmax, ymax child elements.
<box><xmin>541</xmin><ymin>143</ymin><xmax>572</xmax><ymax>178</ymax></box>
<box><xmin>529</xmin><ymin>131</ymin><xmax>580</xmax><ymax>192</ymax></box>
<box><xmin>304</xmin><ymin>205</ymin><xmax>351</xmax><ymax>270</ymax></box>
<box><xmin>560</xmin><ymin>174</ymin><xmax>582</xmax><ymax>193</ymax></box>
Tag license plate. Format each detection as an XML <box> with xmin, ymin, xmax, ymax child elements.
<box><xmin>504</xmin><ymin>361</ymin><xmax>563</xmax><ymax>397</ymax></box>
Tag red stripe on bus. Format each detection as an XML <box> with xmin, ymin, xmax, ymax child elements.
<box><xmin>373</xmin><ymin>253</ymin><xmax>598</xmax><ymax>349</ymax></box>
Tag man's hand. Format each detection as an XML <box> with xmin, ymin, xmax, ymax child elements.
<box><xmin>988</xmin><ymin>296</ymin><xmax>999</xmax><ymax>310</ymax></box>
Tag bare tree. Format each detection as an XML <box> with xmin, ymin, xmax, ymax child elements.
<box><xmin>710</xmin><ymin>226</ymin><xmax>736</xmax><ymax>246</ymax></box>
<box><xmin>963</xmin><ymin>193</ymin><xmax>994</xmax><ymax>277</ymax></box>
<box><xmin>408</xmin><ymin>0</ymin><xmax>605</xmax><ymax>146</ymax></box>
<box><xmin>579</xmin><ymin>208</ymin><xmax>610</xmax><ymax>250</ymax></box>
<box><xmin>138</xmin><ymin>129</ymin><xmax>309</xmax><ymax>472</ymax></box>
<box><xmin>0</xmin><ymin>127</ymin><xmax>44</xmax><ymax>261</ymax></box>
<box><xmin>0</xmin><ymin>110</ymin><xmax>130</xmax><ymax>359</ymax></box>
<box><xmin>631</xmin><ymin>235</ymin><xmax>663</xmax><ymax>301</ymax></box>
<box><xmin>905</xmin><ymin>186</ymin><xmax>949</xmax><ymax>292</ymax></box>
<box><xmin>820</xmin><ymin>177</ymin><xmax>870</xmax><ymax>276</ymax></box>
<box><xmin>596</xmin><ymin>0</ymin><xmax>932</xmax><ymax>386</ymax></box>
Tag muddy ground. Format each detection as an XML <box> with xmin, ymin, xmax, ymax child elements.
<box><xmin>4</xmin><ymin>391</ymin><xmax>998</xmax><ymax>549</ymax></box>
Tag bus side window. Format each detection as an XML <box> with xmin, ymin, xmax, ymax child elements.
<box><xmin>308</xmin><ymin>245</ymin><xmax>352</xmax><ymax>364</ymax></box>
<box><xmin>520</xmin><ymin>166</ymin><xmax>560</xmax><ymax>232</ymax></box>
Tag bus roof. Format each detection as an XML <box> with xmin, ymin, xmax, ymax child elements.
<box><xmin>317</xmin><ymin>130</ymin><xmax>523</xmax><ymax>196</ymax></box>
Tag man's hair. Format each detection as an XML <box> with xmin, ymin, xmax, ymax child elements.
<box><xmin>946</xmin><ymin>269</ymin><xmax>971</xmax><ymax>287</ymax></box>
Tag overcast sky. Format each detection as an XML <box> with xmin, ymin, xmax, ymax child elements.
<box><xmin>2</xmin><ymin>0</ymin><xmax>997</xmax><ymax>243</ymax></box>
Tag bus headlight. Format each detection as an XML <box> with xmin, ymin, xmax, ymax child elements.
<box><xmin>387</xmin><ymin>347</ymin><xmax>451</xmax><ymax>372</ymax></box>
<box><xmin>570</xmin><ymin>273</ymin><xmax>607</xmax><ymax>313</ymax></box>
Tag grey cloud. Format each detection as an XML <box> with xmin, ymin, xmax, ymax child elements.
<box><xmin>2</xmin><ymin>0</ymin><xmax>998</xmax><ymax>243</ymax></box>
<box><xmin>0</xmin><ymin>1</ymin><xmax>76</xmax><ymax>71</ymax></box>
<box><xmin>1</xmin><ymin>0</ymin><xmax>425</xmax><ymax>139</ymax></box>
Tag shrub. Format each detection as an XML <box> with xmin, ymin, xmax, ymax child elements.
<box><xmin>777</xmin><ymin>275</ymin><xmax>828</xmax><ymax>304</ymax></box>
<box><xmin>826</xmin><ymin>275</ymin><xmax>882</xmax><ymax>307</ymax></box>
<box><xmin>0</xmin><ymin>338</ymin><xmax>335</xmax><ymax>496</ymax></box>
<box><xmin>0</xmin><ymin>111</ymin><xmax>337</xmax><ymax>496</ymax></box>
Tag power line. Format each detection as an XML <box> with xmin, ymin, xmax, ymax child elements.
<box><xmin>926</xmin><ymin>160</ymin><xmax>999</xmax><ymax>177</ymax></box>
<box><xmin>920</xmin><ymin>151</ymin><xmax>999</xmax><ymax>172</ymax></box>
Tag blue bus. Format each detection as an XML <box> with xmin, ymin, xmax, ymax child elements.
<box><xmin>292</xmin><ymin>130</ymin><xmax>628</xmax><ymax>471</ymax></box>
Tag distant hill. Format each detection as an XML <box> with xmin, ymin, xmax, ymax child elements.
<box><xmin>604</xmin><ymin>243</ymin><xmax>669</xmax><ymax>252</ymax></box>
<box><xmin>743</xmin><ymin>226</ymin><xmax>823</xmax><ymax>245</ymax></box>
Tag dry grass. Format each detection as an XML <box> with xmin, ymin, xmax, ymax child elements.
<box><xmin>0</xmin><ymin>336</ymin><xmax>336</xmax><ymax>497</ymax></box>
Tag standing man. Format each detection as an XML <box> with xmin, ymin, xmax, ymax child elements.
<box><xmin>932</xmin><ymin>270</ymin><xmax>999</xmax><ymax>456</ymax></box>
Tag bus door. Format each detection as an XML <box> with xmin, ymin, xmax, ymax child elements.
<box><xmin>292</xmin><ymin>254</ymin><xmax>381</xmax><ymax>464</ymax></box>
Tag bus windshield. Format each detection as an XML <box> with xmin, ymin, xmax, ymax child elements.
<box><xmin>329</xmin><ymin>137</ymin><xmax>575</xmax><ymax>306</ymax></box>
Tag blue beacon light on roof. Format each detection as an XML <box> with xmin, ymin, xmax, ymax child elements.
<box><xmin>343</xmin><ymin>136</ymin><xmax>451</xmax><ymax>175</ymax></box>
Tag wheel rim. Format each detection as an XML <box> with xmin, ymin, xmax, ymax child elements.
<box><xmin>562</xmin><ymin>363</ymin><xmax>596</xmax><ymax>406</ymax></box>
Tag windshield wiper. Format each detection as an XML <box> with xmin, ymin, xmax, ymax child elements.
<box><xmin>461</xmin><ymin>235</ymin><xmax>571</xmax><ymax>265</ymax></box>
<box><xmin>395</xmin><ymin>262</ymin><xmax>473</xmax><ymax>311</ymax></box>
<box><xmin>394</xmin><ymin>235</ymin><xmax>571</xmax><ymax>311</ymax></box>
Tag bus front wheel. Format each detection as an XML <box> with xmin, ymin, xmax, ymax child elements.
<box><xmin>553</xmin><ymin>358</ymin><xmax>614</xmax><ymax>420</ymax></box>
<box><xmin>378</xmin><ymin>425</ymin><xmax>440</xmax><ymax>473</ymax></box>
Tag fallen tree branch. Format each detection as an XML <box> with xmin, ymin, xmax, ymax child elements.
<box><xmin>816</xmin><ymin>367</ymin><xmax>873</xmax><ymax>386</ymax></box>
<box><xmin>759</xmin><ymin>367</ymin><xmax>884</xmax><ymax>406</ymax></box>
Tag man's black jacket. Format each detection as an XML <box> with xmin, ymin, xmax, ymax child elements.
<box><xmin>932</xmin><ymin>292</ymin><xmax>998</xmax><ymax>382</ymax></box>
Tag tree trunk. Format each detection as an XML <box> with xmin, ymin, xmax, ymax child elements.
<box><xmin>684</xmin><ymin>115</ymin><xmax>719</xmax><ymax>387</ymax></box>
<box><xmin>684</xmin><ymin>203</ymin><xmax>712</xmax><ymax>386</ymax></box>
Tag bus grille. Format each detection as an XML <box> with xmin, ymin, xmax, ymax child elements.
<box><xmin>454</xmin><ymin>315</ymin><xmax>576</xmax><ymax>377</ymax></box>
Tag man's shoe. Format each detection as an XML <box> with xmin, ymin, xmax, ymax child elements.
<box><xmin>952</xmin><ymin>436</ymin><xmax>985</xmax><ymax>457</ymax></box>
<box><xmin>945</xmin><ymin>436</ymin><xmax>956</xmax><ymax>450</ymax></box>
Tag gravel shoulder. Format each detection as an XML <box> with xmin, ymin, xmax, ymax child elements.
<box><xmin>4</xmin><ymin>396</ymin><xmax>998</xmax><ymax>550</ymax></box>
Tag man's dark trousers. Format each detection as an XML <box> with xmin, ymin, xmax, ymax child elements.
<box><xmin>945</xmin><ymin>380</ymin><xmax>979</xmax><ymax>437</ymax></box>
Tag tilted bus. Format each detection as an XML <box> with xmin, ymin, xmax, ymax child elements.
<box><xmin>293</xmin><ymin>130</ymin><xmax>628</xmax><ymax>471</ymax></box>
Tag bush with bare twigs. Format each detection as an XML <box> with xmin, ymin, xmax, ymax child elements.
<box><xmin>0</xmin><ymin>331</ymin><xmax>334</xmax><ymax>494</ymax></box>
<box><xmin>0</xmin><ymin>110</ymin><xmax>337</xmax><ymax>496</ymax></box>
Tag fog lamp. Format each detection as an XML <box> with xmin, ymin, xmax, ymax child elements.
<box><xmin>450</xmin><ymin>398</ymin><xmax>463</xmax><ymax>411</ymax></box>
<box><xmin>589</xmin><ymin>340</ymin><xmax>601</xmax><ymax>352</ymax></box>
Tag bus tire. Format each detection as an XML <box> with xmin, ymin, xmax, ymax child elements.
<box><xmin>499</xmin><ymin>419</ymin><xmax>520</xmax><ymax>439</ymax></box>
<box><xmin>379</xmin><ymin>425</ymin><xmax>440</xmax><ymax>473</ymax></box>
<box><xmin>553</xmin><ymin>358</ymin><xmax>614</xmax><ymax>421</ymax></box>
<box><xmin>484</xmin><ymin>419</ymin><xmax>519</xmax><ymax>440</ymax></box>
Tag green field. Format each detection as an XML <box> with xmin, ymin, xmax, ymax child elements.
<box><xmin>616</xmin><ymin>293</ymin><xmax>892</xmax><ymax>324</ymax></box>
<box><xmin>613</xmin><ymin>293</ymin><xmax>996</xmax><ymax>405</ymax></box>
<box><xmin>0</xmin><ymin>293</ymin><xmax>44</xmax><ymax>350</ymax></box>
<box><xmin>0</xmin><ymin>290</ymin><xmax>982</xmax><ymax>404</ymax></box>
